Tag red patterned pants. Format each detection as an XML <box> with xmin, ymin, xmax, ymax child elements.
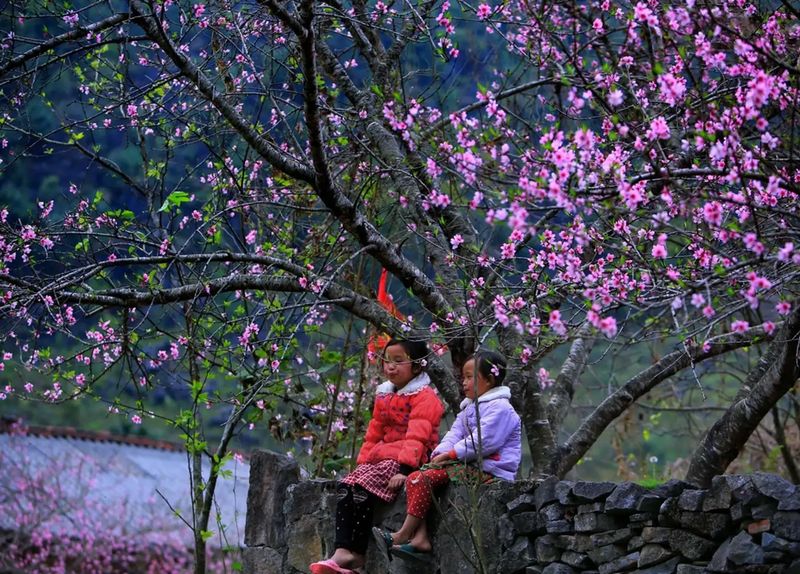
<box><xmin>404</xmin><ymin>468</ymin><xmax>450</xmax><ymax>518</ymax></box>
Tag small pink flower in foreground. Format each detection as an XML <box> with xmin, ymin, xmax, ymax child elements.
<box><xmin>731</xmin><ymin>320</ymin><xmax>749</xmax><ymax>333</ymax></box>
<box><xmin>476</xmin><ymin>3</ymin><xmax>492</xmax><ymax>19</ymax></box>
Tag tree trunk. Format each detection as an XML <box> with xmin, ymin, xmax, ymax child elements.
<box><xmin>685</xmin><ymin>306</ymin><xmax>800</xmax><ymax>487</ymax></box>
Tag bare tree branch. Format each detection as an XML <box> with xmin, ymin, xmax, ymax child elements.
<box><xmin>554</xmin><ymin>324</ymin><xmax>777</xmax><ymax>477</ymax></box>
<box><xmin>686</xmin><ymin>308</ymin><xmax>800</xmax><ymax>486</ymax></box>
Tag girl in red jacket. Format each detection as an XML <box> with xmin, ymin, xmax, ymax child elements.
<box><xmin>310</xmin><ymin>337</ymin><xmax>444</xmax><ymax>574</ymax></box>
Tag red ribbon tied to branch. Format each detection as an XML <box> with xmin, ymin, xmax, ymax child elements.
<box><xmin>367</xmin><ymin>269</ymin><xmax>405</xmax><ymax>361</ymax></box>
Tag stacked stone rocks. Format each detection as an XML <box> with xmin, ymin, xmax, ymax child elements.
<box><xmin>501</xmin><ymin>473</ymin><xmax>800</xmax><ymax>574</ymax></box>
<box><xmin>242</xmin><ymin>450</ymin><xmax>800</xmax><ymax>574</ymax></box>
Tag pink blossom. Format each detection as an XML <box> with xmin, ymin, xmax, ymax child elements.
<box><xmin>450</xmin><ymin>234</ymin><xmax>464</xmax><ymax>250</ymax></box>
<box><xmin>731</xmin><ymin>320</ymin><xmax>749</xmax><ymax>333</ymax></box>
<box><xmin>777</xmin><ymin>242</ymin><xmax>794</xmax><ymax>262</ymax></box>
<box><xmin>762</xmin><ymin>321</ymin><xmax>776</xmax><ymax>335</ymax></box>
<box><xmin>62</xmin><ymin>11</ymin><xmax>79</xmax><ymax>27</ymax></box>
<box><xmin>657</xmin><ymin>73</ymin><xmax>687</xmax><ymax>106</ymax></box>
<box><xmin>548</xmin><ymin>310</ymin><xmax>567</xmax><ymax>336</ymax></box>
<box><xmin>476</xmin><ymin>3</ymin><xmax>492</xmax><ymax>20</ymax></box>
<box><xmin>702</xmin><ymin>305</ymin><xmax>716</xmax><ymax>318</ymax></box>
<box><xmin>651</xmin><ymin>244</ymin><xmax>667</xmax><ymax>259</ymax></box>
<box><xmin>537</xmin><ymin>368</ymin><xmax>554</xmax><ymax>389</ymax></box>
<box><xmin>702</xmin><ymin>202</ymin><xmax>724</xmax><ymax>226</ymax></box>
<box><xmin>776</xmin><ymin>301</ymin><xmax>792</xmax><ymax>316</ymax></box>
<box><xmin>647</xmin><ymin>117</ymin><xmax>671</xmax><ymax>140</ymax></box>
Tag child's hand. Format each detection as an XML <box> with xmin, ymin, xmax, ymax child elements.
<box><xmin>430</xmin><ymin>453</ymin><xmax>451</xmax><ymax>464</ymax></box>
<box><xmin>387</xmin><ymin>473</ymin><xmax>406</xmax><ymax>491</ymax></box>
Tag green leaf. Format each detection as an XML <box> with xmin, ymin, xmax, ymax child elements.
<box><xmin>200</xmin><ymin>529</ymin><xmax>215</xmax><ymax>542</ymax></box>
<box><xmin>107</xmin><ymin>209</ymin><xmax>135</xmax><ymax>221</ymax></box>
<box><xmin>158</xmin><ymin>191</ymin><xmax>191</xmax><ymax>213</ymax></box>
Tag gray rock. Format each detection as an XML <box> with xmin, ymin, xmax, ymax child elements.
<box><xmin>511</xmin><ymin>511</ymin><xmax>543</xmax><ymax>535</ymax></box>
<box><xmin>561</xmin><ymin>550</ymin><xmax>594</xmax><ymax>569</ymax></box>
<box><xmin>498</xmin><ymin>514</ymin><xmax>516</xmax><ymax>545</ymax></box>
<box><xmin>708</xmin><ymin>538</ymin><xmax>732</xmax><ymax>571</ymax></box>
<box><xmin>678</xmin><ymin>490</ymin><xmax>705</xmax><ymax>511</ymax></box>
<box><xmin>731</xmin><ymin>502</ymin><xmax>746</xmax><ymax>522</ymax></box>
<box><xmin>763</xmin><ymin>550</ymin><xmax>787</xmax><ymax>563</ymax></box>
<box><xmin>681</xmin><ymin>510</ymin><xmax>731</xmax><ymax>540</ymax></box>
<box><xmin>773</xmin><ymin>512</ymin><xmax>800</xmax><ymax>541</ymax></box>
<box><xmin>573</xmin><ymin>534</ymin><xmax>594</xmax><ymax>553</ymax></box>
<box><xmin>550</xmin><ymin>534</ymin><xmax>591</xmax><ymax>552</ymax></box>
<box><xmin>633</xmin><ymin>556</ymin><xmax>681</xmax><ymax>574</ymax></box>
<box><xmin>606</xmin><ymin>483</ymin><xmax>649</xmax><ymax>514</ymax></box>
<box><xmin>778</xmin><ymin>492</ymin><xmax>800</xmax><ymax>511</ymax></box>
<box><xmin>761</xmin><ymin>532</ymin><xmax>800</xmax><ymax>554</ymax></box>
<box><xmin>588</xmin><ymin>543</ymin><xmax>626</xmax><ymax>564</ymax></box>
<box><xmin>630</xmin><ymin>512</ymin><xmax>658</xmax><ymax>523</ymax></box>
<box><xmin>628</xmin><ymin>535</ymin><xmax>645</xmax><ymax>551</ymax></box>
<box><xmin>675</xmin><ymin>566</ymin><xmax>706</xmax><ymax>574</ymax></box>
<box><xmin>508</xmin><ymin>493</ymin><xmax>538</xmax><ymax>514</ymax></box>
<box><xmin>752</xmin><ymin>501</ymin><xmax>779</xmax><ymax>520</ymax></box>
<box><xmin>546</xmin><ymin>519</ymin><xmax>573</xmax><ymax>534</ymax></box>
<box><xmin>591</xmin><ymin>528</ymin><xmax>633</xmax><ymax>547</ymax></box>
<box><xmin>752</xmin><ymin>473</ymin><xmax>796</xmax><ymax>501</ymax></box>
<box><xmin>572</xmin><ymin>481</ymin><xmax>617</xmax><ymax>502</ymax></box>
<box><xmin>575</xmin><ymin>512</ymin><xmax>618</xmax><ymax>532</ymax></box>
<box><xmin>542</xmin><ymin>564</ymin><xmax>577</xmax><ymax>574</ymax></box>
<box><xmin>651</xmin><ymin>480</ymin><xmax>697</xmax><ymax>498</ymax></box>
<box><xmin>703</xmin><ymin>475</ymin><xmax>733</xmax><ymax>511</ymax></box>
<box><xmin>245</xmin><ymin>450</ymin><xmax>301</xmax><ymax>546</ymax></box>
<box><xmin>638</xmin><ymin>544</ymin><xmax>674</xmax><ymax>567</ymax></box>
<box><xmin>500</xmin><ymin>537</ymin><xmax>537</xmax><ymax>573</ymax></box>
<box><xmin>536</xmin><ymin>535</ymin><xmax>563</xmax><ymax>563</ymax></box>
<box><xmin>638</xmin><ymin>495</ymin><xmax>666</xmax><ymax>513</ymax></box>
<box><xmin>543</xmin><ymin>503</ymin><xmax>566</xmax><ymax>521</ymax></box>
<box><xmin>728</xmin><ymin>531</ymin><xmax>764</xmax><ymax>565</ymax></box>
<box><xmin>668</xmin><ymin>529</ymin><xmax>715</xmax><ymax>561</ymax></box>
<box><xmin>431</xmin><ymin>483</ymin><xmax>508</xmax><ymax>574</ymax></box>
<box><xmin>598</xmin><ymin>551</ymin><xmax>640</xmax><ymax>574</ymax></box>
<box><xmin>525</xmin><ymin>567</ymin><xmax>544</xmax><ymax>574</ymax></box>
<box><xmin>556</xmin><ymin>481</ymin><xmax>576</xmax><ymax>505</ymax></box>
<box><xmin>642</xmin><ymin>527</ymin><xmax>675</xmax><ymax>544</ymax></box>
<box><xmin>534</xmin><ymin>476</ymin><xmax>560</xmax><ymax>509</ymax></box>
<box><xmin>242</xmin><ymin>546</ymin><xmax>283</xmax><ymax>574</ymax></box>
<box><xmin>659</xmin><ymin>498</ymin><xmax>681</xmax><ymax>527</ymax></box>
<box><xmin>578</xmin><ymin>502</ymin><xmax>606</xmax><ymax>514</ymax></box>
<box><xmin>724</xmin><ymin>474</ymin><xmax>757</xmax><ymax>501</ymax></box>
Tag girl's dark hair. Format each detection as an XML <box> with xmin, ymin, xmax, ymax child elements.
<box><xmin>383</xmin><ymin>337</ymin><xmax>429</xmax><ymax>374</ymax></box>
<box><xmin>469</xmin><ymin>349</ymin><xmax>507</xmax><ymax>387</ymax></box>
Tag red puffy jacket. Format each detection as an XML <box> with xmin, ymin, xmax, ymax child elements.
<box><xmin>357</xmin><ymin>375</ymin><xmax>444</xmax><ymax>469</ymax></box>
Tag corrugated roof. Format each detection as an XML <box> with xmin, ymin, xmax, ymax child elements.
<box><xmin>0</xmin><ymin>419</ymin><xmax>250</xmax><ymax>548</ymax></box>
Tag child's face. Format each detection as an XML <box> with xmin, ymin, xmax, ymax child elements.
<box><xmin>382</xmin><ymin>344</ymin><xmax>416</xmax><ymax>389</ymax></box>
<box><xmin>462</xmin><ymin>359</ymin><xmax>493</xmax><ymax>400</ymax></box>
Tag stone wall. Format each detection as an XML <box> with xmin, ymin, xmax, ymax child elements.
<box><xmin>244</xmin><ymin>450</ymin><xmax>800</xmax><ymax>574</ymax></box>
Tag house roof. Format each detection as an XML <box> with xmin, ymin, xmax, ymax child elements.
<box><xmin>0</xmin><ymin>418</ymin><xmax>250</xmax><ymax>548</ymax></box>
